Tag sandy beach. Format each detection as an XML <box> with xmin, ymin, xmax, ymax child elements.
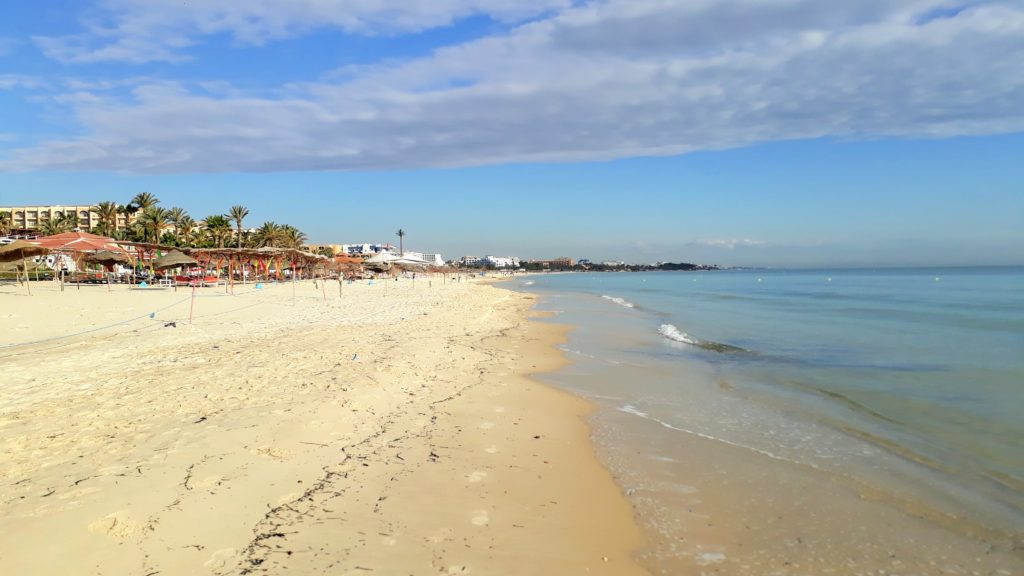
<box><xmin>0</xmin><ymin>278</ymin><xmax>646</xmax><ymax>575</ymax></box>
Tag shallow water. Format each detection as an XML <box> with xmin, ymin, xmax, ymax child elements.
<box><xmin>513</xmin><ymin>268</ymin><xmax>1024</xmax><ymax>573</ymax></box>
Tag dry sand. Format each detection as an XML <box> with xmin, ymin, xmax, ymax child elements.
<box><xmin>0</xmin><ymin>278</ymin><xmax>647</xmax><ymax>575</ymax></box>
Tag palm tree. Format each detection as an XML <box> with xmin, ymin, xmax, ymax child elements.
<box><xmin>280</xmin><ymin>225</ymin><xmax>307</xmax><ymax>249</ymax></box>
<box><xmin>203</xmin><ymin>215</ymin><xmax>233</xmax><ymax>248</ymax></box>
<box><xmin>176</xmin><ymin>216</ymin><xmax>196</xmax><ymax>247</ymax></box>
<box><xmin>229</xmin><ymin>205</ymin><xmax>249</xmax><ymax>248</ymax></box>
<box><xmin>40</xmin><ymin>212</ymin><xmax>78</xmax><ymax>236</ymax></box>
<box><xmin>92</xmin><ymin>201</ymin><xmax>119</xmax><ymax>237</ymax></box>
<box><xmin>131</xmin><ymin>192</ymin><xmax>159</xmax><ymax>213</ymax></box>
<box><xmin>166</xmin><ymin>207</ymin><xmax>188</xmax><ymax>244</ymax></box>
<box><xmin>0</xmin><ymin>211</ymin><xmax>11</xmax><ymax>236</ymax></box>
<box><xmin>254</xmin><ymin>221</ymin><xmax>281</xmax><ymax>247</ymax></box>
<box><xmin>117</xmin><ymin>204</ymin><xmax>137</xmax><ymax>240</ymax></box>
<box><xmin>140</xmin><ymin>207</ymin><xmax>171</xmax><ymax>243</ymax></box>
<box><xmin>396</xmin><ymin>228</ymin><xmax>406</xmax><ymax>256</ymax></box>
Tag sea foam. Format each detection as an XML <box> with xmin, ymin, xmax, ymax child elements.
<box><xmin>658</xmin><ymin>323</ymin><xmax>700</xmax><ymax>346</ymax></box>
<box><xmin>601</xmin><ymin>295</ymin><xmax>636</xmax><ymax>308</ymax></box>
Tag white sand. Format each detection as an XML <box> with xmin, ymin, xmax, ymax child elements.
<box><xmin>0</xmin><ymin>278</ymin><xmax>647</xmax><ymax>575</ymax></box>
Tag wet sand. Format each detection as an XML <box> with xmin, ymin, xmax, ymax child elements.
<box><xmin>0</xmin><ymin>279</ymin><xmax>646</xmax><ymax>575</ymax></box>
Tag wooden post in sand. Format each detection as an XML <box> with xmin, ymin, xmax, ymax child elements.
<box><xmin>189</xmin><ymin>284</ymin><xmax>197</xmax><ymax>325</ymax></box>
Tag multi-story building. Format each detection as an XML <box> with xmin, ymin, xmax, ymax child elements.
<box><xmin>483</xmin><ymin>255</ymin><xmax>520</xmax><ymax>268</ymax></box>
<box><xmin>342</xmin><ymin>243</ymin><xmax>396</xmax><ymax>257</ymax></box>
<box><xmin>421</xmin><ymin>254</ymin><xmax>445</xmax><ymax>266</ymax></box>
<box><xmin>525</xmin><ymin>257</ymin><xmax>575</xmax><ymax>269</ymax></box>
<box><xmin>306</xmin><ymin>243</ymin><xmax>345</xmax><ymax>255</ymax></box>
<box><xmin>1</xmin><ymin>204</ymin><xmax>136</xmax><ymax>234</ymax></box>
<box><xmin>459</xmin><ymin>255</ymin><xmax>520</xmax><ymax>268</ymax></box>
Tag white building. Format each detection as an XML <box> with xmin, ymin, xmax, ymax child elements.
<box><xmin>421</xmin><ymin>254</ymin><xmax>445</xmax><ymax>266</ymax></box>
<box><xmin>343</xmin><ymin>243</ymin><xmax>397</xmax><ymax>256</ymax></box>
<box><xmin>483</xmin><ymin>255</ymin><xmax>521</xmax><ymax>268</ymax></box>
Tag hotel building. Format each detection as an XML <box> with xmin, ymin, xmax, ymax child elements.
<box><xmin>1</xmin><ymin>204</ymin><xmax>136</xmax><ymax>234</ymax></box>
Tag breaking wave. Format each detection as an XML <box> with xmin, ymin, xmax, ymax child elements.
<box><xmin>602</xmin><ymin>295</ymin><xmax>636</xmax><ymax>308</ymax></box>
<box><xmin>658</xmin><ymin>324</ymin><xmax>750</xmax><ymax>354</ymax></box>
<box><xmin>658</xmin><ymin>323</ymin><xmax>700</xmax><ymax>345</ymax></box>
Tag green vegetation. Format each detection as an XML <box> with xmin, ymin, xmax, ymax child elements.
<box><xmin>50</xmin><ymin>198</ymin><xmax>315</xmax><ymax>250</ymax></box>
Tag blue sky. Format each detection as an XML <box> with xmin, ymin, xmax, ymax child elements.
<box><xmin>1</xmin><ymin>1</ymin><xmax>1023</xmax><ymax>266</ymax></box>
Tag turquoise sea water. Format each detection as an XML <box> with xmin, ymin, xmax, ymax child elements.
<box><xmin>514</xmin><ymin>268</ymin><xmax>1024</xmax><ymax>535</ymax></box>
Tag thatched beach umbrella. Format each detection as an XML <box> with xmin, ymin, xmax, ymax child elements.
<box><xmin>83</xmin><ymin>250</ymin><xmax>132</xmax><ymax>290</ymax></box>
<box><xmin>154</xmin><ymin>250</ymin><xmax>198</xmax><ymax>270</ymax></box>
<box><xmin>0</xmin><ymin>240</ymin><xmax>50</xmax><ymax>294</ymax></box>
<box><xmin>83</xmin><ymin>250</ymin><xmax>131</xmax><ymax>267</ymax></box>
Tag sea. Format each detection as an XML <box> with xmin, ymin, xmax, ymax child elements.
<box><xmin>512</xmin><ymin>267</ymin><xmax>1023</xmax><ymax>574</ymax></box>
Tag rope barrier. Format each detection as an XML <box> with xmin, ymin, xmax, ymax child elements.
<box><xmin>0</xmin><ymin>282</ymin><xmax>277</xmax><ymax>352</ymax></box>
<box><xmin>0</xmin><ymin>278</ymin><xmax>440</xmax><ymax>354</ymax></box>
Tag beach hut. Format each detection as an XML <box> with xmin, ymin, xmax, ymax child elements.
<box><xmin>32</xmin><ymin>231</ymin><xmax>130</xmax><ymax>286</ymax></box>
<box><xmin>0</xmin><ymin>240</ymin><xmax>51</xmax><ymax>294</ymax></box>
<box><xmin>32</xmin><ymin>231</ymin><xmax>126</xmax><ymax>253</ymax></box>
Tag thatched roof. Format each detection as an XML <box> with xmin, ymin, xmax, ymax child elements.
<box><xmin>83</xmin><ymin>250</ymin><xmax>131</xmax><ymax>265</ymax></box>
<box><xmin>154</xmin><ymin>250</ymin><xmax>199</xmax><ymax>269</ymax></box>
<box><xmin>0</xmin><ymin>240</ymin><xmax>50</xmax><ymax>264</ymax></box>
<box><xmin>32</xmin><ymin>231</ymin><xmax>126</xmax><ymax>253</ymax></box>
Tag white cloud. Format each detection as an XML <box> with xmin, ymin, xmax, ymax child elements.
<box><xmin>0</xmin><ymin>75</ymin><xmax>47</xmax><ymax>90</ymax></box>
<box><xmin>34</xmin><ymin>0</ymin><xmax>573</xmax><ymax>63</ymax></box>
<box><xmin>6</xmin><ymin>0</ymin><xmax>1024</xmax><ymax>173</ymax></box>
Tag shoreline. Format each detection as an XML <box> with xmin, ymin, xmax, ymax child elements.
<box><xmin>512</xmin><ymin>273</ymin><xmax>1024</xmax><ymax>575</ymax></box>
<box><xmin>0</xmin><ymin>278</ymin><xmax>648</xmax><ymax>575</ymax></box>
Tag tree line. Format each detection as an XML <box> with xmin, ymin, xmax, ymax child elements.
<box><xmin>1</xmin><ymin>193</ymin><xmax>308</xmax><ymax>250</ymax></box>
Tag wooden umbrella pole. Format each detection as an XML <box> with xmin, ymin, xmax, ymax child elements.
<box><xmin>21</xmin><ymin>250</ymin><xmax>31</xmax><ymax>295</ymax></box>
<box><xmin>189</xmin><ymin>284</ymin><xmax>197</xmax><ymax>325</ymax></box>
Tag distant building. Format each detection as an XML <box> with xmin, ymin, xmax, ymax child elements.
<box><xmin>525</xmin><ymin>257</ymin><xmax>575</xmax><ymax>269</ymax></box>
<box><xmin>483</xmin><ymin>255</ymin><xmax>520</xmax><ymax>268</ymax></box>
<box><xmin>460</xmin><ymin>255</ymin><xmax>519</xmax><ymax>268</ymax></box>
<box><xmin>421</xmin><ymin>254</ymin><xmax>445</xmax><ymax>266</ymax></box>
<box><xmin>306</xmin><ymin>243</ymin><xmax>345</xmax><ymax>255</ymax></box>
<box><xmin>1</xmin><ymin>204</ymin><xmax>137</xmax><ymax>234</ymax></box>
<box><xmin>601</xmin><ymin>260</ymin><xmax>626</xmax><ymax>267</ymax></box>
<box><xmin>342</xmin><ymin>243</ymin><xmax>397</xmax><ymax>257</ymax></box>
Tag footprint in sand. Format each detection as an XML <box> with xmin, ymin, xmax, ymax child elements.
<box><xmin>467</xmin><ymin>471</ymin><xmax>487</xmax><ymax>483</ymax></box>
<box><xmin>484</xmin><ymin>445</ymin><xmax>499</xmax><ymax>454</ymax></box>
<box><xmin>478</xmin><ymin>422</ymin><xmax>494</xmax><ymax>430</ymax></box>
<box><xmin>471</xmin><ymin>510</ymin><xmax>489</xmax><ymax>526</ymax></box>
<box><xmin>251</xmin><ymin>446</ymin><xmax>288</xmax><ymax>459</ymax></box>
<box><xmin>203</xmin><ymin>548</ymin><xmax>239</xmax><ymax>569</ymax></box>
<box><xmin>446</xmin><ymin>566</ymin><xmax>471</xmax><ymax>574</ymax></box>
<box><xmin>87</xmin><ymin>510</ymin><xmax>146</xmax><ymax>540</ymax></box>
<box><xmin>697</xmin><ymin>552</ymin><xmax>727</xmax><ymax>566</ymax></box>
<box><xmin>427</xmin><ymin>528</ymin><xmax>454</xmax><ymax>543</ymax></box>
